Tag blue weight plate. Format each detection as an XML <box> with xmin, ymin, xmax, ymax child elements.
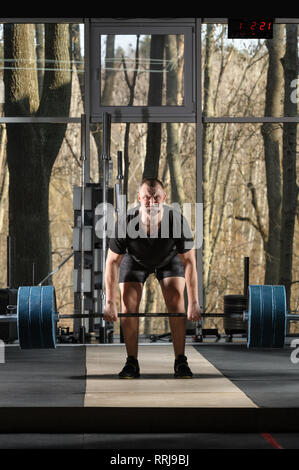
<box><xmin>17</xmin><ymin>287</ymin><xmax>31</xmax><ymax>349</ymax></box>
<box><xmin>247</xmin><ymin>285</ymin><xmax>287</xmax><ymax>348</ymax></box>
<box><xmin>272</xmin><ymin>285</ymin><xmax>287</xmax><ymax>348</ymax></box>
<box><xmin>261</xmin><ymin>285</ymin><xmax>275</xmax><ymax>348</ymax></box>
<box><xmin>247</xmin><ymin>285</ymin><xmax>262</xmax><ymax>348</ymax></box>
<box><xmin>29</xmin><ymin>287</ymin><xmax>43</xmax><ymax>349</ymax></box>
<box><xmin>41</xmin><ymin>286</ymin><xmax>57</xmax><ymax>349</ymax></box>
<box><xmin>18</xmin><ymin>286</ymin><xmax>57</xmax><ymax>350</ymax></box>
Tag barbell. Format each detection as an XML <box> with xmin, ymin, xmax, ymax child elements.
<box><xmin>0</xmin><ymin>285</ymin><xmax>298</xmax><ymax>350</ymax></box>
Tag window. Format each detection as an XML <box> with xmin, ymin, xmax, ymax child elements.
<box><xmin>201</xmin><ymin>23</ymin><xmax>299</xmax><ymax>118</ymax></box>
<box><xmin>0</xmin><ymin>23</ymin><xmax>84</xmax><ymax>118</ymax></box>
<box><xmin>90</xmin><ymin>22</ymin><xmax>195</xmax><ymax>122</ymax></box>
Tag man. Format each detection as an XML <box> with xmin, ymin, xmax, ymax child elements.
<box><xmin>104</xmin><ymin>178</ymin><xmax>202</xmax><ymax>379</ymax></box>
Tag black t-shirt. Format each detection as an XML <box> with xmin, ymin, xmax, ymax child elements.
<box><xmin>109</xmin><ymin>205</ymin><xmax>194</xmax><ymax>269</ymax></box>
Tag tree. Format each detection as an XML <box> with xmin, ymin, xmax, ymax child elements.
<box><xmin>261</xmin><ymin>24</ymin><xmax>284</xmax><ymax>284</ymax></box>
<box><xmin>102</xmin><ymin>35</ymin><xmax>116</xmax><ymax>106</ymax></box>
<box><xmin>143</xmin><ymin>35</ymin><xmax>165</xmax><ymax>179</ymax></box>
<box><xmin>35</xmin><ymin>24</ymin><xmax>44</xmax><ymax>99</ymax></box>
<box><xmin>122</xmin><ymin>35</ymin><xmax>140</xmax><ymax>200</ymax></box>
<box><xmin>280</xmin><ymin>24</ymin><xmax>299</xmax><ymax>308</ymax></box>
<box><xmin>4</xmin><ymin>24</ymin><xmax>72</xmax><ymax>287</ymax></box>
<box><xmin>202</xmin><ymin>24</ymin><xmax>215</xmax><ymax>298</ymax></box>
<box><xmin>165</xmin><ymin>34</ymin><xmax>185</xmax><ymax>205</ymax></box>
<box><xmin>142</xmin><ymin>35</ymin><xmax>165</xmax><ymax>331</ymax></box>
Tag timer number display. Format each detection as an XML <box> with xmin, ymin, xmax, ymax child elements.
<box><xmin>228</xmin><ymin>19</ymin><xmax>274</xmax><ymax>39</ymax></box>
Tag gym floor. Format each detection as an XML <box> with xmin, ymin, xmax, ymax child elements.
<box><xmin>1</xmin><ymin>341</ymin><xmax>299</xmax><ymax>449</ymax></box>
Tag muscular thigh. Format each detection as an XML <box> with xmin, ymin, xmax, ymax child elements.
<box><xmin>159</xmin><ymin>277</ymin><xmax>186</xmax><ymax>312</ymax></box>
<box><xmin>120</xmin><ymin>282</ymin><xmax>143</xmax><ymax>313</ymax></box>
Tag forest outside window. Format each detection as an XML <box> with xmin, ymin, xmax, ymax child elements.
<box><xmin>201</xmin><ymin>23</ymin><xmax>299</xmax><ymax>118</ymax></box>
<box><xmin>200</xmin><ymin>21</ymin><xmax>299</xmax><ymax>316</ymax></box>
<box><xmin>100</xmin><ymin>34</ymin><xmax>184</xmax><ymax>107</ymax></box>
<box><xmin>0</xmin><ymin>23</ymin><xmax>84</xmax><ymax>118</ymax></box>
<box><xmin>90</xmin><ymin>25</ymin><xmax>194</xmax><ymax>121</ymax></box>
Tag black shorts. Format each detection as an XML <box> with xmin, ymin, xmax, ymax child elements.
<box><xmin>119</xmin><ymin>253</ymin><xmax>185</xmax><ymax>284</ymax></box>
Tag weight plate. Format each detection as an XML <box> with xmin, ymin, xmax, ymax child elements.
<box><xmin>247</xmin><ymin>285</ymin><xmax>287</xmax><ymax>348</ymax></box>
<box><xmin>261</xmin><ymin>285</ymin><xmax>275</xmax><ymax>347</ymax></box>
<box><xmin>17</xmin><ymin>287</ymin><xmax>31</xmax><ymax>349</ymax></box>
<box><xmin>29</xmin><ymin>286</ymin><xmax>43</xmax><ymax>349</ymax></box>
<box><xmin>41</xmin><ymin>286</ymin><xmax>57</xmax><ymax>349</ymax></box>
<box><xmin>224</xmin><ymin>294</ymin><xmax>248</xmax><ymax>332</ymax></box>
<box><xmin>247</xmin><ymin>286</ymin><xmax>262</xmax><ymax>348</ymax></box>
<box><xmin>17</xmin><ymin>286</ymin><xmax>57</xmax><ymax>350</ymax></box>
<box><xmin>272</xmin><ymin>285</ymin><xmax>287</xmax><ymax>348</ymax></box>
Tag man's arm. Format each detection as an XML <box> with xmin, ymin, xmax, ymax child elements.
<box><xmin>104</xmin><ymin>249</ymin><xmax>124</xmax><ymax>322</ymax></box>
<box><xmin>178</xmin><ymin>250</ymin><xmax>202</xmax><ymax>321</ymax></box>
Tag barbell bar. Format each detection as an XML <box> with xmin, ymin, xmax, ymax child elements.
<box><xmin>0</xmin><ymin>285</ymin><xmax>298</xmax><ymax>350</ymax></box>
<box><xmin>58</xmin><ymin>313</ymin><xmax>225</xmax><ymax>319</ymax></box>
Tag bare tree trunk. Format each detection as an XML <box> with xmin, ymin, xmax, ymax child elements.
<box><xmin>143</xmin><ymin>35</ymin><xmax>165</xmax><ymax>331</ymax></box>
<box><xmin>35</xmin><ymin>24</ymin><xmax>44</xmax><ymax>100</ymax></box>
<box><xmin>280</xmin><ymin>24</ymin><xmax>299</xmax><ymax>308</ymax></box>
<box><xmin>72</xmin><ymin>24</ymin><xmax>102</xmax><ymax>180</ymax></box>
<box><xmin>261</xmin><ymin>25</ymin><xmax>284</xmax><ymax>284</ymax></box>
<box><xmin>202</xmin><ymin>25</ymin><xmax>215</xmax><ymax>298</ymax></box>
<box><xmin>122</xmin><ymin>36</ymin><xmax>140</xmax><ymax>201</ymax></box>
<box><xmin>166</xmin><ymin>122</ymin><xmax>184</xmax><ymax>203</ymax></box>
<box><xmin>143</xmin><ymin>35</ymin><xmax>165</xmax><ymax>179</ymax></box>
<box><xmin>0</xmin><ymin>125</ymin><xmax>7</xmax><ymax>234</ymax></box>
<box><xmin>176</xmin><ymin>35</ymin><xmax>184</xmax><ymax>106</ymax></box>
<box><xmin>4</xmin><ymin>24</ymin><xmax>72</xmax><ymax>287</ymax></box>
<box><xmin>166</xmin><ymin>35</ymin><xmax>185</xmax><ymax>205</ymax></box>
<box><xmin>102</xmin><ymin>35</ymin><xmax>116</xmax><ymax>106</ymax></box>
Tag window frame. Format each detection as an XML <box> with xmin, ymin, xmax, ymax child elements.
<box><xmin>90</xmin><ymin>22</ymin><xmax>195</xmax><ymax>123</ymax></box>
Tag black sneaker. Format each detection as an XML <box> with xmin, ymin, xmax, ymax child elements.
<box><xmin>119</xmin><ymin>356</ymin><xmax>140</xmax><ymax>379</ymax></box>
<box><xmin>174</xmin><ymin>355</ymin><xmax>193</xmax><ymax>379</ymax></box>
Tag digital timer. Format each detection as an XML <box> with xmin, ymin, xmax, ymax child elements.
<box><xmin>228</xmin><ymin>18</ymin><xmax>274</xmax><ymax>39</ymax></box>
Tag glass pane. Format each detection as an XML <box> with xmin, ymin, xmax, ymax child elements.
<box><xmin>202</xmin><ymin>123</ymin><xmax>299</xmax><ymax>328</ymax></box>
<box><xmin>0</xmin><ymin>123</ymin><xmax>84</xmax><ymax>333</ymax></box>
<box><xmin>100</xmin><ymin>34</ymin><xmax>185</xmax><ymax>107</ymax></box>
<box><xmin>201</xmin><ymin>24</ymin><xmax>299</xmax><ymax>117</ymax></box>
<box><xmin>0</xmin><ymin>24</ymin><xmax>84</xmax><ymax>118</ymax></box>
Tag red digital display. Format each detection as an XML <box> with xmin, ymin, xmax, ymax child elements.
<box><xmin>228</xmin><ymin>18</ymin><xmax>274</xmax><ymax>39</ymax></box>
